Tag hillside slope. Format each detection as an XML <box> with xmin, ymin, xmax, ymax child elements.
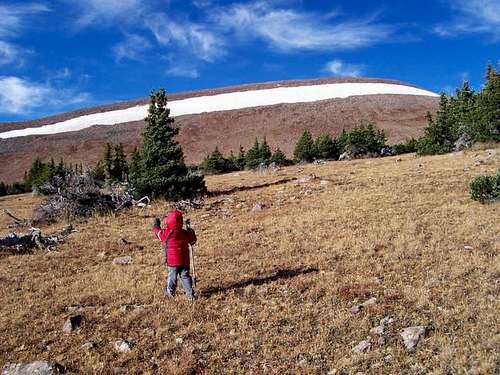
<box><xmin>0</xmin><ymin>77</ymin><xmax>439</xmax><ymax>183</ymax></box>
<box><xmin>0</xmin><ymin>148</ymin><xmax>498</xmax><ymax>373</ymax></box>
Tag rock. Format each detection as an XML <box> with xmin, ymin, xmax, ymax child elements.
<box><xmin>252</xmin><ymin>203</ymin><xmax>265</xmax><ymax>212</ymax></box>
<box><xmin>380</xmin><ymin>147</ymin><xmax>393</xmax><ymax>157</ymax></box>
<box><xmin>380</xmin><ymin>316</ymin><xmax>394</xmax><ymax>326</ymax></box>
<box><xmin>377</xmin><ymin>336</ymin><xmax>386</xmax><ymax>346</ymax></box>
<box><xmin>175</xmin><ymin>337</ymin><xmax>183</xmax><ymax>345</ymax></box>
<box><xmin>2</xmin><ymin>361</ymin><xmax>59</xmax><ymax>375</ymax></box>
<box><xmin>97</xmin><ymin>251</ymin><xmax>107</xmax><ymax>258</ymax></box>
<box><xmin>112</xmin><ymin>368</ymin><xmax>128</xmax><ymax>374</ymax></box>
<box><xmin>114</xmin><ymin>340</ymin><xmax>132</xmax><ymax>353</ymax></box>
<box><xmin>297</xmin><ymin>174</ymin><xmax>318</xmax><ymax>183</ymax></box>
<box><xmin>384</xmin><ymin>354</ymin><xmax>393</xmax><ymax>363</ymax></box>
<box><xmin>117</xmin><ymin>238</ymin><xmax>130</xmax><ymax>246</ymax></box>
<box><xmin>369</xmin><ymin>325</ymin><xmax>384</xmax><ymax>335</ymax></box>
<box><xmin>113</xmin><ymin>256</ymin><xmax>132</xmax><ymax>265</ymax></box>
<box><xmin>120</xmin><ymin>304</ymin><xmax>145</xmax><ymax>312</ymax></box>
<box><xmin>339</xmin><ymin>152</ymin><xmax>351</xmax><ymax>161</ymax></box>
<box><xmin>352</xmin><ymin>339</ymin><xmax>371</xmax><ymax>353</ymax></box>
<box><xmin>62</xmin><ymin>315</ymin><xmax>82</xmax><ymax>333</ymax></box>
<box><xmin>351</xmin><ymin>297</ymin><xmax>377</xmax><ymax>313</ymax></box>
<box><xmin>81</xmin><ymin>342</ymin><xmax>94</xmax><ymax>350</ymax></box>
<box><xmin>463</xmin><ymin>245</ymin><xmax>473</xmax><ymax>251</ymax></box>
<box><xmin>454</xmin><ymin>134</ymin><xmax>473</xmax><ymax>151</ymax></box>
<box><xmin>400</xmin><ymin>326</ymin><xmax>427</xmax><ymax>352</ymax></box>
<box><xmin>320</xmin><ymin>180</ymin><xmax>330</xmax><ymax>186</ymax></box>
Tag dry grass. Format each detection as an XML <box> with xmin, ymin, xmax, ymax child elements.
<box><xmin>0</xmin><ymin>148</ymin><xmax>499</xmax><ymax>374</ymax></box>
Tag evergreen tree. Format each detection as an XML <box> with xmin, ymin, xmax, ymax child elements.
<box><xmin>259</xmin><ymin>137</ymin><xmax>272</xmax><ymax>161</ymax></box>
<box><xmin>129</xmin><ymin>88</ymin><xmax>206</xmax><ymax>199</ymax></box>
<box><xmin>270</xmin><ymin>148</ymin><xmax>287</xmax><ymax>166</ymax></box>
<box><xmin>474</xmin><ymin>64</ymin><xmax>500</xmax><ymax>141</ymax></box>
<box><xmin>199</xmin><ymin>146</ymin><xmax>228</xmax><ymax>174</ymax></box>
<box><xmin>293</xmin><ymin>129</ymin><xmax>315</xmax><ymax>162</ymax></box>
<box><xmin>235</xmin><ymin>145</ymin><xmax>246</xmax><ymax>170</ymax></box>
<box><xmin>343</xmin><ymin>123</ymin><xmax>386</xmax><ymax>156</ymax></box>
<box><xmin>91</xmin><ymin>161</ymin><xmax>106</xmax><ymax>184</ymax></box>
<box><xmin>103</xmin><ymin>143</ymin><xmax>114</xmax><ymax>181</ymax></box>
<box><xmin>113</xmin><ymin>143</ymin><xmax>129</xmax><ymax>181</ymax></box>
<box><xmin>0</xmin><ymin>181</ymin><xmax>7</xmax><ymax>196</ymax></box>
<box><xmin>245</xmin><ymin>138</ymin><xmax>262</xmax><ymax>169</ymax></box>
<box><xmin>314</xmin><ymin>134</ymin><xmax>340</xmax><ymax>159</ymax></box>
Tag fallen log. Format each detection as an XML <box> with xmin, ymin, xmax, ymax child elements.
<box><xmin>3</xmin><ymin>209</ymin><xmax>30</xmax><ymax>228</ymax></box>
<box><xmin>0</xmin><ymin>224</ymin><xmax>77</xmax><ymax>254</ymax></box>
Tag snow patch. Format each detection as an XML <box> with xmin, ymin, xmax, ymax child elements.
<box><xmin>0</xmin><ymin>83</ymin><xmax>438</xmax><ymax>139</ymax></box>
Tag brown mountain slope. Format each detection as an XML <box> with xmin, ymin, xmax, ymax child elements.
<box><xmin>0</xmin><ymin>78</ymin><xmax>439</xmax><ymax>183</ymax></box>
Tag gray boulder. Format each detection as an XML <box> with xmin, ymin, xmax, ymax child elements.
<box><xmin>2</xmin><ymin>361</ymin><xmax>59</xmax><ymax>375</ymax></box>
<box><xmin>62</xmin><ymin>315</ymin><xmax>82</xmax><ymax>333</ymax></box>
<box><xmin>400</xmin><ymin>326</ymin><xmax>427</xmax><ymax>352</ymax></box>
<box><xmin>113</xmin><ymin>256</ymin><xmax>132</xmax><ymax>265</ymax></box>
<box><xmin>352</xmin><ymin>339</ymin><xmax>371</xmax><ymax>353</ymax></box>
<box><xmin>114</xmin><ymin>340</ymin><xmax>132</xmax><ymax>353</ymax></box>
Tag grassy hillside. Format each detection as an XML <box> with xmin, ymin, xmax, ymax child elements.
<box><xmin>0</xmin><ymin>148</ymin><xmax>498</xmax><ymax>374</ymax></box>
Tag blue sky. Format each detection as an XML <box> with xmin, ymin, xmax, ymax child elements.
<box><xmin>0</xmin><ymin>0</ymin><xmax>498</xmax><ymax>121</ymax></box>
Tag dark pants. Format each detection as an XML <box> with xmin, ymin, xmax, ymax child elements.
<box><xmin>166</xmin><ymin>265</ymin><xmax>194</xmax><ymax>298</ymax></box>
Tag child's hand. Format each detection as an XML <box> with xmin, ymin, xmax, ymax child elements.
<box><xmin>153</xmin><ymin>218</ymin><xmax>161</xmax><ymax>227</ymax></box>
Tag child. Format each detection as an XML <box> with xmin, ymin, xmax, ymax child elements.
<box><xmin>153</xmin><ymin>210</ymin><xmax>197</xmax><ymax>300</ymax></box>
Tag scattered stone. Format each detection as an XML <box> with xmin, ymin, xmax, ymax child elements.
<box><xmin>380</xmin><ymin>316</ymin><xmax>394</xmax><ymax>325</ymax></box>
<box><xmin>463</xmin><ymin>245</ymin><xmax>473</xmax><ymax>251</ymax></box>
<box><xmin>113</xmin><ymin>256</ymin><xmax>132</xmax><ymax>265</ymax></box>
<box><xmin>62</xmin><ymin>315</ymin><xmax>82</xmax><ymax>333</ymax></box>
<box><xmin>252</xmin><ymin>203</ymin><xmax>265</xmax><ymax>212</ymax></box>
<box><xmin>369</xmin><ymin>325</ymin><xmax>384</xmax><ymax>335</ymax></box>
<box><xmin>454</xmin><ymin>134</ymin><xmax>473</xmax><ymax>151</ymax></box>
<box><xmin>112</xmin><ymin>367</ymin><xmax>128</xmax><ymax>374</ymax></box>
<box><xmin>81</xmin><ymin>342</ymin><xmax>94</xmax><ymax>350</ymax></box>
<box><xmin>352</xmin><ymin>339</ymin><xmax>371</xmax><ymax>353</ymax></box>
<box><xmin>400</xmin><ymin>326</ymin><xmax>427</xmax><ymax>352</ymax></box>
<box><xmin>2</xmin><ymin>361</ymin><xmax>59</xmax><ymax>375</ymax></box>
<box><xmin>377</xmin><ymin>336</ymin><xmax>386</xmax><ymax>346</ymax></box>
<box><xmin>320</xmin><ymin>180</ymin><xmax>330</xmax><ymax>186</ymax></box>
<box><xmin>384</xmin><ymin>354</ymin><xmax>393</xmax><ymax>363</ymax></box>
<box><xmin>65</xmin><ymin>305</ymin><xmax>96</xmax><ymax>313</ymax></box>
<box><xmin>117</xmin><ymin>238</ymin><xmax>130</xmax><ymax>246</ymax></box>
<box><xmin>97</xmin><ymin>251</ymin><xmax>107</xmax><ymax>258</ymax></box>
<box><xmin>120</xmin><ymin>304</ymin><xmax>145</xmax><ymax>312</ymax></box>
<box><xmin>351</xmin><ymin>297</ymin><xmax>377</xmax><ymax>313</ymax></box>
<box><xmin>297</xmin><ymin>174</ymin><xmax>318</xmax><ymax>183</ymax></box>
<box><xmin>114</xmin><ymin>340</ymin><xmax>132</xmax><ymax>353</ymax></box>
<box><xmin>339</xmin><ymin>152</ymin><xmax>352</xmax><ymax>161</ymax></box>
<box><xmin>175</xmin><ymin>337</ymin><xmax>183</xmax><ymax>345</ymax></box>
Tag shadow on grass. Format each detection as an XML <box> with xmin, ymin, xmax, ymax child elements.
<box><xmin>200</xmin><ymin>266</ymin><xmax>319</xmax><ymax>298</ymax></box>
<box><xmin>207</xmin><ymin>177</ymin><xmax>296</xmax><ymax>197</ymax></box>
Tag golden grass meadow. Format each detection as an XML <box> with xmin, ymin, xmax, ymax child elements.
<box><xmin>0</xmin><ymin>147</ymin><xmax>499</xmax><ymax>374</ymax></box>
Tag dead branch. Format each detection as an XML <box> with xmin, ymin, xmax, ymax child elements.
<box><xmin>3</xmin><ymin>209</ymin><xmax>30</xmax><ymax>228</ymax></box>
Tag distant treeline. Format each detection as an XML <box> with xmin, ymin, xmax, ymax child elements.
<box><xmin>2</xmin><ymin>64</ymin><xmax>498</xmax><ymax>195</ymax></box>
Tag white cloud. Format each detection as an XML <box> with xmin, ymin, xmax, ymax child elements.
<box><xmin>0</xmin><ymin>40</ymin><xmax>28</xmax><ymax>66</ymax></box>
<box><xmin>69</xmin><ymin>0</ymin><xmax>146</xmax><ymax>28</ymax></box>
<box><xmin>323</xmin><ymin>60</ymin><xmax>364</xmax><ymax>77</ymax></box>
<box><xmin>146</xmin><ymin>14</ymin><xmax>225</xmax><ymax>62</ymax></box>
<box><xmin>0</xmin><ymin>3</ymin><xmax>50</xmax><ymax>38</ymax></box>
<box><xmin>112</xmin><ymin>34</ymin><xmax>152</xmax><ymax>62</ymax></box>
<box><xmin>166</xmin><ymin>66</ymin><xmax>200</xmax><ymax>78</ymax></box>
<box><xmin>212</xmin><ymin>2</ymin><xmax>395</xmax><ymax>52</ymax></box>
<box><xmin>0</xmin><ymin>76</ymin><xmax>91</xmax><ymax>115</ymax></box>
<box><xmin>435</xmin><ymin>0</ymin><xmax>500</xmax><ymax>39</ymax></box>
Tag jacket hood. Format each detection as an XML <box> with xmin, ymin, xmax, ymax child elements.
<box><xmin>165</xmin><ymin>210</ymin><xmax>183</xmax><ymax>230</ymax></box>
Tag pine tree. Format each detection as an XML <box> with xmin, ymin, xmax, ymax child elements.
<box><xmin>199</xmin><ymin>146</ymin><xmax>227</xmax><ymax>173</ymax></box>
<box><xmin>235</xmin><ymin>145</ymin><xmax>246</xmax><ymax>170</ymax></box>
<box><xmin>293</xmin><ymin>129</ymin><xmax>315</xmax><ymax>162</ymax></box>
<box><xmin>129</xmin><ymin>88</ymin><xmax>206</xmax><ymax>199</ymax></box>
<box><xmin>245</xmin><ymin>138</ymin><xmax>262</xmax><ymax>169</ymax></box>
<box><xmin>270</xmin><ymin>148</ymin><xmax>287</xmax><ymax>166</ymax></box>
<box><xmin>113</xmin><ymin>143</ymin><xmax>129</xmax><ymax>181</ymax></box>
<box><xmin>103</xmin><ymin>143</ymin><xmax>114</xmax><ymax>181</ymax></box>
<box><xmin>313</xmin><ymin>134</ymin><xmax>340</xmax><ymax>159</ymax></box>
<box><xmin>474</xmin><ymin>64</ymin><xmax>500</xmax><ymax>141</ymax></box>
<box><xmin>259</xmin><ymin>137</ymin><xmax>272</xmax><ymax>162</ymax></box>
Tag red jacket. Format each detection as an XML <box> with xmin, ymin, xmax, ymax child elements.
<box><xmin>153</xmin><ymin>210</ymin><xmax>196</xmax><ymax>267</ymax></box>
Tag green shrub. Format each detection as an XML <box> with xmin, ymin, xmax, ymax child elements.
<box><xmin>342</xmin><ymin>123</ymin><xmax>386</xmax><ymax>156</ymax></box>
<box><xmin>469</xmin><ymin>171</ymin><xmax>500</xmax><ymax>203</ymax></box>
<box><xmin>294</xmin><ymin>130</ymin><xmax>315</xmax><ymax>162</ymax></box>
<box><xmin>392</xmin><ymin>138</ymin><xmax>419</xmax><ymax>155</ymax></box>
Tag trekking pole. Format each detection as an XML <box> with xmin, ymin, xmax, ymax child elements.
<box><xmin>186</xmin><ymin>219</ymin><xmax>197</xmax><ymax>288</ymax></box>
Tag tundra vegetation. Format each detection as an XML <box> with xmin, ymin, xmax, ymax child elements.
<box><xmin>0</xmin><ymin>146</ymin><xmax>498</xmax><ymax>373</ymax></box>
